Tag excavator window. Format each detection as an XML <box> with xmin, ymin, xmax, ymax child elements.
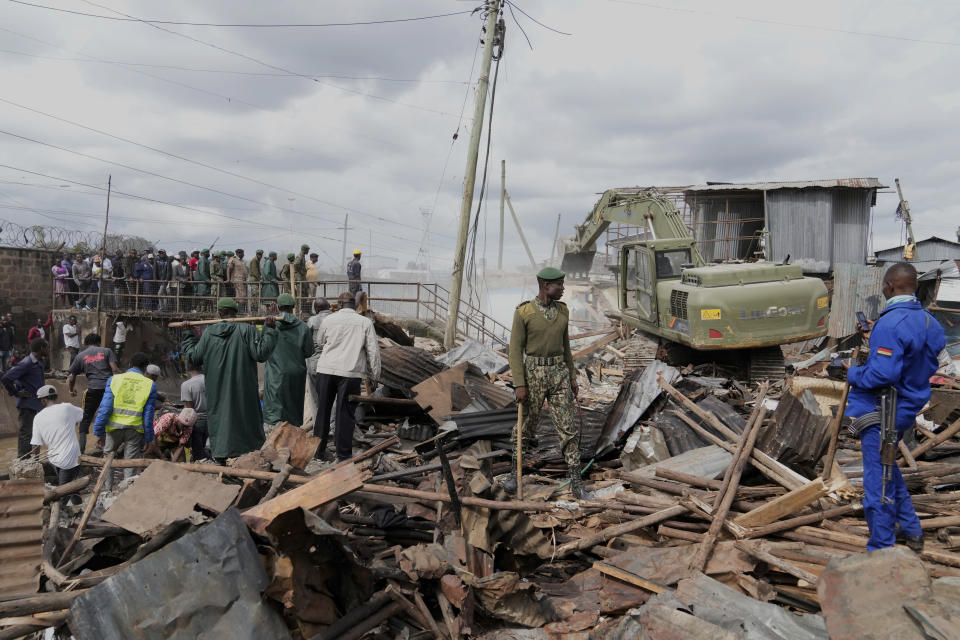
<box><xmin>655</xmin><ymin>249</ymin><xmax>691</xmax><ymax>279</ymax></box>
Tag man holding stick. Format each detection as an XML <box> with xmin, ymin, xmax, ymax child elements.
<box><xmin>845</xmin><ymin>262</ymin><xmax>945</xmax><ymax>551</ymax></box>
<box><xmin>505</xmin><ymin>267</ymin><xmax>585</xmax><ymax>498</ymax></box>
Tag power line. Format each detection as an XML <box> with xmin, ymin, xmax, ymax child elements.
<box><xmin>608</xmin><ymin>0</ymin><xmax>960</xmax><ymax>47</ymax></box>
<box><xmin>504</xmin><ymin>1</ymin><xmax>572</xmax><ymax>36</ymax></box>
<box><xmin>0</xmin><ymin>47</ymin><xmax>469</xmax><ymax>84</ymax></box>
<box><xmin>8</xmin><ymin>1</ymin><xmax>473</xmax><ymax>28</ymax></box>
<box><xmin>77</xmin><ymin>0</ymin><xmax>465</xmax><ymax>118</ymax></box>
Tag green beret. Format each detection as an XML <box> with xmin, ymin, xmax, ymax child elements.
<box><xmin>268</xmin><ymin>251</ymin><xmax>277</xmax><ymax>257</ymax></box>
<box><xmin>286</xmin><ymin>253</ymin><xmax>295</xmax><ymax>260</ymax></box>
<box><xmin>216</xmin><ymin>297</ymin><xmax>238</xmax><ymax>310</ymax></box>
<box><xmin>225</xmin><ymin>251</ymin><xmax>234</xmax><ymax>256</ymax></box>
<box><xmin>301</xmin><ymin>244</ymin><xmax>309</xmax><ymax>250</ymax></box>
<box><xmin>276</xmin><ymin>293</ymin><xmax>296</xmax><ymax>307</ymax></box>
<box><xmin>200</xmin><ymin>248</ymin><xmax>210</xmax><ymax>254</ymax></box>
<box><xmin>256</xmin><ymin>249</ymin><xmax>263</xmax><ymax>254</ymax></box>
<box><xmin>537</xmin><ymin>267</ymin><xmax>565</xmax><ymax>281</ymax></box>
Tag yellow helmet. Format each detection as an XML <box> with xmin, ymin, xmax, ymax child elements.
<box><xmin>353</xmin><ymin>249</ymin><xmax>362</xmax><ymax>255</ymax></box>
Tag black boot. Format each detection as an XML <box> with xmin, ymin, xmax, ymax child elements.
<box><xmin>897</xmin><ymin>532</ymin><xmax>924</xmax><ymax>553</ymax></box>
<box><xmin>569</xmin><ymin>467</ymin><xmax>591</xmax><ymax>501</ymax></box>
<box><xmin>502</xmin><ymin>472</ymin><xmax>518</xmax><ymax>494</ymax></box>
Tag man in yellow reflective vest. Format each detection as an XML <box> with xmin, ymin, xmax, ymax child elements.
<box><xmin>93</xmin><ymin>351</ymin><xmax>158</xmax><ymax>489</ymax></box>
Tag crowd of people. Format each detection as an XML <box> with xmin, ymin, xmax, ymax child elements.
<box><xmin>3</xmin><ymin>289</ymin><xmax>381</xmax><ymax>498</ymax></box>
<box><xmin>51</xmin><ymin>244</ymin><xmax>365</xmax><ymax>312</ymax></box>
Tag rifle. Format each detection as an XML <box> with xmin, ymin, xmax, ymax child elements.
<box><xmin>879</xmin><ymin>387</ymin><xmax>898</xmax><ymax>505</ymax></box>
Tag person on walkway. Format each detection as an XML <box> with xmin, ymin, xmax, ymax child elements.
<box><xmin>227</xmin><ymin>248</ymin><xmax>249</xmax><ymax>313</ymax></box>
<box><xmin>27</xmin><ymin>317</ymin><xmax>48</xmax><ymax>343</ymax></box>
<box><xmin>72</xmin><ymin>253</ymin><xmax>93</xmax><ymax>310</ymax></box>
<box><xmin>261</xmin><ymin>251</ymin><xmax>279</xmax><ymax>303</ymax></box>
<box><xmin>113</xmin><ymin>318</ymin><xmax>129</xmax><ymax>363</ymax></box>
<box><xmin>312</xmin><ymin>291</ymin><xmax>380</xmax><ymax>461</ymax></box>
<box><xmin>92</xmin><ymin>352</ymin><xmax>157</xmax><ymax>490</ymax></box>
<box><xmin>2</xmin><ymin>338</ymin><xmax>47</xmax><ymax>457</ymax></box>
<box><xmin>180</xmin><ymin>298</ymin><xmax>277</xmax><ymax>462</ymax></box>
<box><xmin>154</xmin><ymin>250</ymin><xmax>172</xmax><ymax>311</ymax></box>
<box><xmin>193</xmin><ymin>248</ymin><xmax>211</xmax><ymax>309</ymax></box>
<box><xmin>173</xmin><ymin>251</ymin><xmax>191</xmax><ymax>312</ymax></box>
<box><xmin>52</xmin><ymin>261</ymin><xmax>70</xmax><ymax>307</ymax></box>
<box><xmin>61</xmin><ymin>253</ymin><xmax>77</xmax><ymax>306</ymax></box>
<box><xmin>92</xmin><ymin>254</ymin><xmax>112</xmax><ymax>310</ymax></box>
<box><xmin>506</xmin><ymin>267</ymin><xmax>585</xmax><ymax>499</ymax></box>
<box><xmin>153</xmin><ymin>408</ymin><xmax>197</xmax><ymax>462</ymax></box>
<box><xmin>123</xmin><ymin>249</ymin><xmax>138</xmax><ymax>309</ymax></box>
<box><xmin>0</xmin><ymin>315</ymin><xmax>14</xmax><ymax>372</ymax></box>
<box><xmin>248</xmin><ymin>249</ymin><xmax>263</xmax><ymax>310</ymax></box>
<box><xmin>845</xmin><ymin>262</ymin><xmax>946</xmax><ymax>552</ymax></box>
<box><xmin>306</xmin><ymin>298</ymin><xmax>332</xmax><ymax>418</ymax></box>
<box><xmin>306</xmin><ymin>253</ymin><xmax>320</xmax><ymax>298</ymax></box>
<box><xmin>294</xmin><ymin>244</ymin><xmax>309</xmax><ymax>302</ymax></box>
<box><xmin>210</xmin><ymin>252</ymin><xmax>225</xmax><ymax>301</ymax></box>
<box><xmin>67</xmin><ymin>333</ymin><xmax>119</xmax><ymax>455</ymax></box>
<box><xmin>134</xmin><ymin>253</ymin><xmax>157</xmax><ymax>311</ymax></box>
<box><xmin>280</xmin><ymin>253</ymin><xmax>296</xmax><ymax>297</ymax></box>
<box><xmin>262</xmin><ymin>293</ymin><xmax>314</xmax><ymax>426</ymax></box>
<box><xmin>180</xmin><ymin>359</ymin><xmax>209</xmax><ymax>459</ymax></box>
<box><xmin>347</xmin><ymin>249</ymin><xmax>362</xmax><ymax>294</ymax></box>
<box><xmin>112</xmin><ymin>250</ymin><xmax>125</xmax><ymax>309</ymax></box>
<box><xmin>30</xmin><ymin>385</ymin><xmax>82</xmax><ymax>495</ymax></box>
<box><xmin>62</xmin><ymin>315</ymin><xmax>81</xmax><ymax>365</ymax></box>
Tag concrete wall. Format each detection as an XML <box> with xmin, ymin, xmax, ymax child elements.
<box><xmin>0</xmin><ymin>246</ymin><xmax>57</xmax><ymax>349</ymax></box>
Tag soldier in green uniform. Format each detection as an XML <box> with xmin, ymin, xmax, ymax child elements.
<box><xmin>294</xmin><ymin>244</ymin><xmax>309</xmax><ymax>303</ymax></box>
<box><xmin>249</xmin><ymin>249</ymin><xmax>263</xmax><ymax>310</ymax></box>
<box><xmin>505</xmin><ymin>267</ymin><xmax>588</xmax><ymax>499</ymax></box>
<box><xmin>210</xmin><ymin>252</ymin><xmax>225</xmax><ymax>300</ymax></box>
<box><xmin>261</xmin><ymin>251</ymin><xmax>279</xmax><ymax>302</ymax></box>
<box><xmin>193</xmin><ymin>248</ymin><xmax>211</xmax><ymax>310</ymax></box>
<box><xmin>280</xmin><ymin>253</ymin><xmax>296</xmax><ymax>296</ymax></box>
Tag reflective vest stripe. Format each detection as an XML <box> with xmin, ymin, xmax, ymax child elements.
<box><xmin>111</xmin><ymin>407</ymin><xmax>143</xmax><ymax>417</ymax></box>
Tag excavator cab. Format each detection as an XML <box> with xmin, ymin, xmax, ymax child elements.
<box><xmin>620</xmin><ymin>239</ymin><xmax>697</xmax><ymax>326</ymax></box>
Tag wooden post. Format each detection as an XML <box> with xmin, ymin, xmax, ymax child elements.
<box><xmin>823</xmin><ymin>346</ymin><xmax>860</xmax><ymax>480</ymax></box>
<box><xmin>58</xmin><ymin>452</ymin><xmax>114</xmax><ymax>568</ymax></box>
<box><xmin>515</xmin><ymin>403</ymin><xmax>524</xmax><ymax>500</ymax></box>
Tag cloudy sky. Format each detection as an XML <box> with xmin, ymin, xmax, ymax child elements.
<box><xmin>1</xmin><ymin>0</ymin><xmax>958</xmax><ymax>276</ymax></box>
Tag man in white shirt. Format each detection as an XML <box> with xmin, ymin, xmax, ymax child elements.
<box><xmin>113</xmin><ymin>318</ymin><xmax>129</xmax><ymax>362</ymax></box>
<box><xmin>30</xmin><ymin>385</ymin><xmax>83</xmax><ymax>490</ymax></box>
<box><xmin>313</xmin><ymin>291</ymin><xmax>380</xmax><ymax>462</ymax></box>
<box><xmin>62</xmin><ymin>315</ymin><xmax>81</xmax><ymax>366</ymax></box>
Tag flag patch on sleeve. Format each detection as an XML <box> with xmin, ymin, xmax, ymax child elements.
<box><xmin>876</xmin><ymin>347</ymin><xmax>893</xmax><ymax>357</ymax></box>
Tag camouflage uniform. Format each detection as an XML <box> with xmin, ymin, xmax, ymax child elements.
<box><xmin>508</xmin><ymin>297</ymin><xmax>580</xmax><ymax>472</ymax></box>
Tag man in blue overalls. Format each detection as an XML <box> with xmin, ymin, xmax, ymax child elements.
<box><xmin>846</xmin><ymin>262</ymin><xmax>945</xmax><ymax>552</ymax></box>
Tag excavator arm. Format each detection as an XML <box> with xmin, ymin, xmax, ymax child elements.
<box><xmin>561</xmin><ymin>188</ymin><xmax>696</xmax><ymax>276</ymax></box>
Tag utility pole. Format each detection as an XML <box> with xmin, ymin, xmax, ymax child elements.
<box><xmin>894</xmin><ymin>178</ymin><xmax>917</xmax><ymax>260</ymax></box>
<box><xmin>445</xmin><ymin>0</ymin><xmax>502</xmax><ymax>349</ymax></box>
<box><xmin>340</xmin><ymin>213</ymin><xmax>349</xmax><ymax>268</ymax></box>
<box><xmin>505</xmin><ymin>190</ymin><xmax>538</xmax><ymax>270</ymax></box>
<box><xmin>550</xmin><ymin>213</ymin><xmax>561</xmax><ymax>266</ymax></box>
<box><xmin>96</xmin><ymin>175</ymin><xmax>111</xmax><ymax>344</ymax></box>
<box><xmin>498</xmin><ymin>159</ymin><xmax>505</xmax><ymax>270</ymax></box>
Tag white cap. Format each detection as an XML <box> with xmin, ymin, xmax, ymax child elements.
<box><xmin>36</xmin><ymin>384</ymin><xmax>58</xmax><ymax>399</ymax></box>
<box><xmin>146</xmin><ymin>364</ymin><xmax>161</xmax><ymax>376</ymax></box>
<box><xmin>147</xmin><ymin>253</ymin><xmax>154</xmax><ymax>259</ymax></box>
<box><xmin>178</xmin><ymin>407</ymin><xmax>198</xmax><ymax>427</ymax></box>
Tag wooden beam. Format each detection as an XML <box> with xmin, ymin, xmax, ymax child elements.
<box><xmin>572</xmin><ymin>331</ymin><xmax>619</xmax><ymax>361</ymax></box>
<box><xmin>593</xmin><ymin>562</ymin><xmax>669</xmax><ymax>594</ymax></box>
<box><xmin>736</xmin><ymin>541</ymin><xmax>819</xmax><ymax>585</ymax></box>
<box><xmin>733</xmin><ymin>475</ymin><xmax>845</xmax><ymax>529</ymax></box>
<box><xmin>910</xmin><ymin>417</ymin><xmax>960</xmax><ymax>459</ymax></box>
<box><xmin>554</xmin><ymin>504</ymin><xmax>688</xmax><ymax>558</ymax></box>
<box><xmin>58</xmin><ymin>452</ymin><xmax>114</xmax><ymax>568</ymax></box>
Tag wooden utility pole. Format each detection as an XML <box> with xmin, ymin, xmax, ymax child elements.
<box><xmin>550</xmin><ymin>213</ymin><xmax>561</xmax><ymax>266</ymax></box>
<box><xmin>96</xmin><ymin>175</ymin><xmax>111</xmax><ymax>344</ymax></box>
<box><xmin>894</xmin><ymin>178</ymin><xmax>917</xmax><ymax>260</ymax></box>
<box><xmin>445</xmin><ymin>0</ymin><xmax>501</xmax><ymax>349</ymax></box>
<box><xmin>498</xmin><ymin>159</ymin><xmax>505</xmax><ymax>270</ymax></box>
<box><xmin>505</xmin><ymin>190</ymin><xmax>537</xmax><ymax>270</ymax></box>
<box><xmin>341</xmin><ymin>213</ymin><xmax>349</xmax><ymax>268</ymax></box>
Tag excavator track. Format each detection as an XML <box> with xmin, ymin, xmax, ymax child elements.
<box><xmin>657</xmin><ymin>338</ymin><xmax>786</xmax><ymax>381</ymax></box>
<box><xmin>746</xmin><ymin>346</ymin><xmax>786</xmax><ymax>382</ymax></box>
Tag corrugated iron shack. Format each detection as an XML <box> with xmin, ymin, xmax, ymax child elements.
<box><xmin>875</xmin><ymin>235</ymin><xmax>960</xmax><ymax>274</ymax></box>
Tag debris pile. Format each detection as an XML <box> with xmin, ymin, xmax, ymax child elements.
<box><xmin>4</xmin><ymin>324</ymin><xmax>960</xmax><ymax>639</ymax></box>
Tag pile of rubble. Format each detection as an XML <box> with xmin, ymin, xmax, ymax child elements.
<box><xmin>3</xmin><ymin>324</ymin><xmax>960</xmax><ymax>639</ymax></box>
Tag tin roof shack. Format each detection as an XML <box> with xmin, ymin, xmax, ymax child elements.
<box><xmin>681</xmin><ymin>178</ymin><xmax>884</xmax><ymax>274</ymax></box>
<box><xmin>875</xmin><ymin>235</ymin><xmax>960</xmax><ymax>274</ymax></box>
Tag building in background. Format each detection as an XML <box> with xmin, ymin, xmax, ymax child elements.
<box><xmin>875</xmin><ymin>236</ymin><xmax>960</xmax><ymax>274</ymax></box>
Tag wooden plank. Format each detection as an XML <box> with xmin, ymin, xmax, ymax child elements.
<box><xmin>593</xmin><ymin>561</ymin><xmax>668</xmax><ymax>594</ymax></box>
<box><xmin>735</xmin><ymin>542</ymin><xmax>819</xmax><ymax>585</ymax></box>
<box><xmin>572</xmin><ymin>331</ymin><xmax>619</xmax><ymax>360</ymax></box>
<box><xmin>554</xmin><ymin>505</ymin><xmax>688</xmax><ymax>558</ymax></box>
<box><xmin>242</xmin><ymin>462</ymin><xmax>365</xmax><ymax>533</ymax></box>
<box><xmin>733</xmin><ymin>475</ymin><xmax>844</xmax><ymax>529</ymax></box>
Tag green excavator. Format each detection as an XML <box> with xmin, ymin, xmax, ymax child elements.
<box><xmin>561</xmin><ymin>188</ymin><xmax>829</xmax><ymax>378</ymax></box>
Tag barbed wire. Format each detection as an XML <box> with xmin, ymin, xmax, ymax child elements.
<box><xmin>0</xmin><ymin>218</ymin><xmax>152</xmax><ymax>253</ymax></box>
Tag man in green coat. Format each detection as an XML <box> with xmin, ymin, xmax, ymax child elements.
<box><xmin>193</xmin><ymin>249</ymin><xmax>211</xmax><ymax>309</ymax></box>
<box><xmin>249</xmin><ymin>249</ymin><xmax>263</xmax><ymax>310</ymax></box>
<box><xmin>261</xmin><ymin>251</ymin><xmax>279</xmax><ymax>301</ymax></box>
<box><xmin>180</xmin><ymin>298</ymin><xmax>277</xmax><ymax>461</ymax></box>
<box><xmin>210</xmin><ymin>253</ymin><xmax>225</xmax><ymax>300</ymax></box>
<box><xmin>262</xmin><ymin>293</ymin><xmax>314</xmax><ymax>426</ymax></box>
<box><xmin>294</xmin><ymin>244</ymin><xmax>309</xmax><ymax>302</ymax></box>
<box><xmin>280</xmin><ymin>253</ymin><xmax>296</xmax><ymax>296</ymax></box>
<box><xmin>505</xmin><ymin>267</ymin><xmax>587</xmax><ymax>499</ymax></box>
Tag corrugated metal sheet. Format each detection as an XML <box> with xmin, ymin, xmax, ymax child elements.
<box><xmin>876</xmin><ymin>237</ymin><xmax>960</xmax><ymax>264</ymax></box>
<box><xmin>693</xmin><ymin>196</ymin><xmax>764</xmax><ymax>262</ymax></box>
<box><xmin>685</xmin><ymin>178</ymin><xmax>884</xmax><ymax>191</ymax></box>
<box><xmin>766</xmin><ymin>189</ymin><xmax>833</xmax><ymax>272</ymax></box>
<box><xmin>828</xmin><ymin>263</ymin><xmax>888</xmax><ymax>338</ymax></box>
<box><xmin>379</xmin><ymin>345</ymin><xmax>446</xmax><ymax>392</ymax></box>
<box><xmin>833</xmin><ymin>189</ymin><xmax>873</xmax><ymax>266</ymax></box>
<box><xmin>0</xmin><ymin>479</ymin><xmax>44</xmax><ymax>596</ymax></box>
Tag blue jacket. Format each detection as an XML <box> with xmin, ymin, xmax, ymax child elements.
<box><xmin>92</xmin><ymin>367</ymin><xmax>157</xmax><ymax>443</ymax></box>
<box><xmin>1</xmin><ymin>353</ymin><xmax>44</xmax><ymax>411</ymax></box>
<box><xmin>133</xmin><ymin>260</ymin><xmax>155</xmax><ymax>281</ymax></box>
<box><xmin>847</xmin><ymin>299</ymin><xmax>946</xmax><ymax>429</ymax></box>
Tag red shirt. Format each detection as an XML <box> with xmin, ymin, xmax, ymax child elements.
<box><xmin>153</xmin><ymin>412</ymin><xmax>192</xmax><ymax>445</ymax></box>
<box><xmin>189</xmin><ymin>257</ymin><xmax>198</xmax><ymax>272</ymax></box>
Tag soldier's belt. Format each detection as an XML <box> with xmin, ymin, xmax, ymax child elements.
<box><xmin>525</xmin><ymin>355</ymin><xmax>564</xmax><ymax>366</ymax></box>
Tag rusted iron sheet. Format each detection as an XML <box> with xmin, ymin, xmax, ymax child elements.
<box><xmin>828</xmin><ymin>263</ymin><xmax>887</xmax><ymax>338</ymax></box>
<box><xmin>379</xmin><ymin>345</ymin><xmax>446</xmax><ymax>391</ymax></box>
<box><xmin>597</xmin><ymin>360</ymin><xmax>679</xmax><ymax>456</ymax></box>
<box><xmin>684</xmin><ymin>178</ymin><xmax>884</xmax><ymax>191</ymax></box>
<box><xmin>600</xmin><ymin>541</ymin><xmax>754</xmax><ymax>587</ymax></box>
<box><xmin>818</xmin><ymin>547</ymin><xmax>933</xmax><ymax>640</ymax></box>
<box><xmin>757</xmin><ymin>391</ymin><xmax>832</xmax><ymax>468</ymax></box>
<box><xmin>0</xmin><ymin>479</ymin><xmax>44</xmax><ymax>597</ymax></box>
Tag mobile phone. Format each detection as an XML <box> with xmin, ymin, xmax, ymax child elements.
<box><xmin>855</xmin><ymin>311</ymin><xmax>868</xmax><ymax>330</ymax></box>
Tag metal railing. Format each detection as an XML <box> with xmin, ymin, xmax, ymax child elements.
<box><xmin>52</xmin><ymin>277</ymin><xmax>511</xmax><ymax>347</ymax></box>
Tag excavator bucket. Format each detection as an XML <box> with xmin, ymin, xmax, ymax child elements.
<box><xmin>560</xmin><ymin>249</ymin><xmax>596</xmax><ymax>279</ymax></box>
